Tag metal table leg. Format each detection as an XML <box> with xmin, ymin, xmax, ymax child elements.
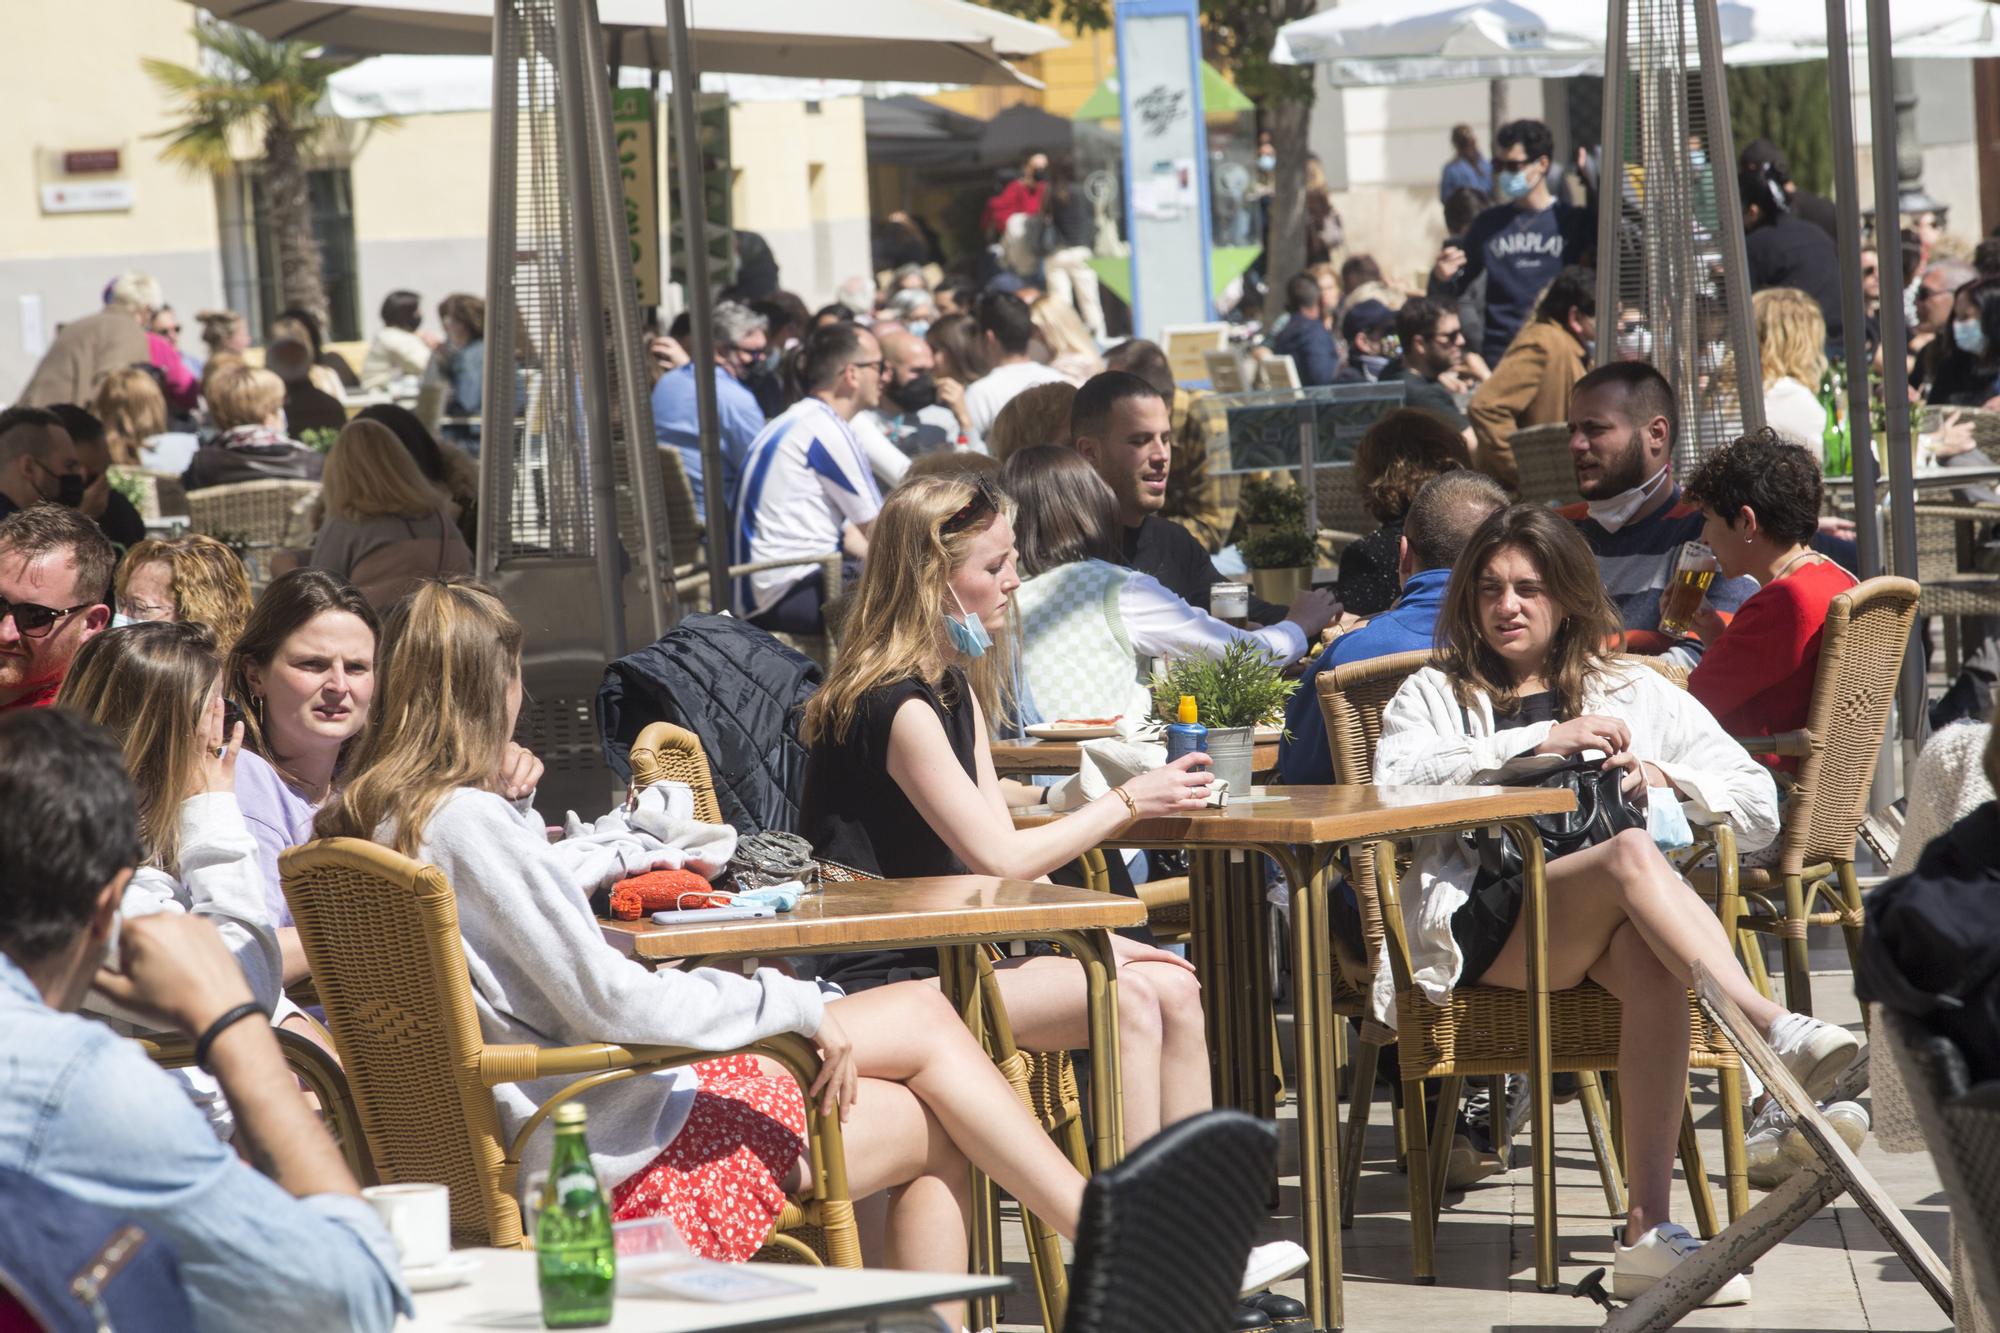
<box><xmin>1273</xmin><ymin>843</ymin><xmax>1344</xmax><ymax>1333</ymax></box>
<box><xmin>1046</xmin><ymin>926</ymin><xmax>1126</xmax><ymax>1167</ymax></box>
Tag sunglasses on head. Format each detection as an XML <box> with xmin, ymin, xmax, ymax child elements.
<box><xmin>940</xmin><ymin>478</ymin><xmax>1001</xmax><ymax>536</ymax></box>
<box><xmin>1</xmin><ymin>597</ymin><xmax>94</xmax><ymax>639</ymax></box>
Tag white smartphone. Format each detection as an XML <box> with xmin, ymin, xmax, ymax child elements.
<box><xmin>650</xmin><ymin>903</ymin><xmax>775</xmax><ymax>924</ymax></box>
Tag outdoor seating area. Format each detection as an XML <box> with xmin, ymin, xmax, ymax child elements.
<box><xmin>9</xmin><ymin>0</ymin><xmax>2000</xmax><ymax>1331</ymax></box>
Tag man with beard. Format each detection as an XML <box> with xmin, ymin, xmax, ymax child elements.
<box><xmin>1380</xmin><ymin>297</ymin><xmax>1474</xmax><ymax>439</ymax></box>
<box><xmin>0</xmin><ymin>501</ymin><xmax>115</xmax><ymax>714</ymax></box>
<box><xmin>1556</xmin><ymin>361</ymin><xmax>1758</xmax><ymax>662</ymax></box>
<box><xmin>856</xmin><ymin>331</ymin><xmax>965</xmax><ymax>458</ymax></box>
<box><xmin>1068</xmin><ymin>371</ymin><xmax>1337</xmax><ymax>636</ymax></box>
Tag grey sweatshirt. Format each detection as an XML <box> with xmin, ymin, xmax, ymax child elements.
<box><xmin>404</xmin><ymin>784</ymin><xmax>825</xmax><ymax>1185</ymax></box>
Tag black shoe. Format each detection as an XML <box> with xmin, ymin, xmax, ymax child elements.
<box><xmin>1230</xmin><ymin>1302</ymin><xmax>1276</xmax><ymax>1330</ymax></box>
<box><xmin>1244</xmin><ymin>1290</ymin><xmax>1310</xmax><ymax>1329</ymax></box>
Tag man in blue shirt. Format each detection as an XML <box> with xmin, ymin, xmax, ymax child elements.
<box><xmin>1268</xmin><ymin>273</ymin><xmax>1340</xmax><ymax>387</ymax></box>
<box><xmin>651</xmin><ymin>300</ymin><xmax>769</xmax><ymax>512</ymax></box>
<box><xmin>1429</xmin><ymin>119</ymin><xmax>1597</xmax><ymax>366</ymax></box>
<box><xmin>1439</xmin><ymin>124</ymin><xmax>1492</xmax><ymax>201</ymax></box>
<box><xmin>1279</xmin><ymin>470</ymin><xmax>1509</xmax><ymax>784</ymax></box>
<box><xmin>0</xmin><ymin>709</ymin><xmax>406</xmax><ymax>1333</ymax></box>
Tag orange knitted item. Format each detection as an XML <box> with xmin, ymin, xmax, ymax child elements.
<box><xmin>608</xmin><ymin>869</ymin><xmax>729</xmax><ymax>920</ymax></box>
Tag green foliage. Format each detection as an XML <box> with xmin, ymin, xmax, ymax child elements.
<box><xmin>1239</xmin><ymin>520</ymin><xmax>1315</xmax><ymax>570</ymax></box>
<box><xmin>1150</xmin><ymin>639</ymin><xmax>1296</xmax><ymax>730</ymax></box>
<box><xmin>1724</xmin><ymin>63</ymin><xmax>1832</xmax><ymax>198</ymax></box>
<box><xmin>1236</xmin><ymin>476</ymin><xmax>1307</xmax><ymax>526</ymax></box>
<box><xmin>299</xmin><ymin>426</ymin><xmax>340</xmax><ymax>454</ymax></box>
<box><xmin>979</xmin><ymin>0</ymin><xmax>1316</xmax><ymax>107</ymax></box>
<box><xmin>143</xmin><ymin>20</ymin><xmax>357</xmax><ymax>175</ymax></box>
<box><xmin>105</xmin><ymin>470</ymin><xmax>148</xmax><ymax>510</ymax></box>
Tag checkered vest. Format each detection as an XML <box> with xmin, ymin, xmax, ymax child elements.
<box><xmin>1013</xmin><ymin>559</ymin><xmax>1152</xmax><ymax>724</ymax></box>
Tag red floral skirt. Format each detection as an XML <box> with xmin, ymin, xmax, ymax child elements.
<box><xmin>609</xmin><ymin>1055</ymin><xmax>809</xmax><ymax>1262</ymax></box>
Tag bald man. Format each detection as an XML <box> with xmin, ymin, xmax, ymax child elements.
<box><xmin>856</xmin><ymin>329</ymin><xmax>968</xmax><ymax>458</ymax></box>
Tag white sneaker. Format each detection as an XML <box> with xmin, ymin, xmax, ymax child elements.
<box><xmin>1611</xmin><ymin>1222</ymin><xmax>1752</xmax><ymax>1306</ymax></box>
<box><xmin>1780</xmin><ymin>1099</ymin><xmax>1870</xmax><ymax>1170</ymax></box>
<box><xmin>1765</xmin><ymin>1012</ymin><xmax>1860</xmax><ymax>1101</ymax></box>
<box><xmin>1744</xmin><ymin>1098</ymin><xmax>1793</xmax><ymax>1190</ymax></box>
<box><xmin>1239</xmin><ymin>1240</ymin><xmax>1309</xmax><ymax>1296</ymax></box>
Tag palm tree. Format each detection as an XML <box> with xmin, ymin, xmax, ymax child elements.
<box><xmin>145</xmin><ymin>21</ymin><xmax>348</xmax><ymax>330</ymax></box>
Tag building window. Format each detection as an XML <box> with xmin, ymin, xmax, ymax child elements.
<box><xmin>216</xmin><ymin>164</ymin><xmax>362</xmax><ymax>342</ymax></box>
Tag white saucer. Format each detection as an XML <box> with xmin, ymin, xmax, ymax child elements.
<box><xmin>402</xmin><ymin>1253</ymin><xmax>481</xmax><ymax>1292</ymax></box>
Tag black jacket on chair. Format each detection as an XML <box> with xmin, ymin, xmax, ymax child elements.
<box><xmin>596</xmin><ymin>612</ymin><xmax>823</xmax><ymax>836</ymax></box>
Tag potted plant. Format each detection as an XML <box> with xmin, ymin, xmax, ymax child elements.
<box><xmin>1150</xmin><ymin>640</ymin><xmax>1296</xmax><ymax>796</ymax></box>
<box><xmin>1236</xmin><ymin>476</ymin><xmax>1306</xmax><ymax>546</ymax></box>
<box><xmin>1239</xmin><ymin>520</ymin><xmax>1316</xmax><ymax>607</ymax></box>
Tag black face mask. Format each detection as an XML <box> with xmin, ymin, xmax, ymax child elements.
<box><xmin>885</xmin><ymin>371</ymin><xmax>938</xmax><ymax>413</ymax></box>
<box><xmin>38</xmin><ymin>461</ymin><xmax>84</xmax><ymax>508</ymax></box>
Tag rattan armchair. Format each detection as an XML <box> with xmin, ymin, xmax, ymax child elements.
<box><xmin>278</xmin><ymin>836</ymin><xmax>858</xmax><ymax>1265</ymax></box>
<box><xmin>186</xmin><ymin>478</ymin><xmax>322</xmax><ymax>584</ymax></box>
<box><xmin>1689</xmin><ymin>577</ymin><xmax>1921</xmax><ymax>1016</ymax></box>
<box><xmin>1314</xmin><ymin>462</ymin><xmax>1373</xmax><ymax>553</ymax></box>
<box><xmin>1315</xmin><ymin>649</ymin><xmax>1748</xmax><ymax>1280</ymax></box>
<box><xmin>1507</xmin><ymin>423</ymin><xmax>1580</xmax><ymax>508</ymax></box>
<box><xmin>628</xmin><ymin>722</ymin><xmax>1079</xmax><ymax>1327</ymax></box>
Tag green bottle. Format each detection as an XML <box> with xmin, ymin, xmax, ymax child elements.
<box><xmin>1819</xmin><ymin>363</ymin><xmax>1850</xmax><ymax>478</ymax></box>
<box><xmin>537</xmin><ymin>1103</ymin><xmax>616</xmax><ymax>1328</ymax></box>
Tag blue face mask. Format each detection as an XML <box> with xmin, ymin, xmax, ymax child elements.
<box><xmin>945</xmin><ymin>587</ymin><xmax>992</xmax><ymax>659</ymax></box>
<box><xmin>907</xmin><ymin>319</ymin><xmax>930</xmax><ymax>339</ymax></box>
<box><xmin>110</xmin><ymin>612</ymin><xmax>137</xmax><ymax>629</ymax></box>
<box><xmin>1497</xmin><ymin>168</ymin><xmax>1533</xmax><ymax>201</ymax></box>
<box><xmin>1955</xmin><ymin>318</ymin><xmax>1989</xmax><ymax>357</ymax></box>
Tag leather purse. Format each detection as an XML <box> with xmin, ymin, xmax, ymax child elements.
<box><xmin>1466</xmin><ymin>754</ymin><xmax>1648</xmax><ymax>880</ymax></box>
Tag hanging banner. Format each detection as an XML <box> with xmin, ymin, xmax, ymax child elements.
<box><xmin>666</xmin><ymin>93</ymin><xmax>736</xmax><ymax>296</ymax></box>
<box><xmin>611</xmin><ymin>88</ymin><xmax>662</xmax><ymax>307</ymax></box>
<box><xmin>1116</xmin><ymin>0</ymin><xmax>1214</xmax><ymax>339</ymax></box>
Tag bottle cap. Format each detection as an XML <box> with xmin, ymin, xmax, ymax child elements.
<box><xmin>554</xmin><ymin>1102</ymin><xmax>588</xmax><ymax>1126</ymax></box>
<box><xmin>1177</xmin><ymin>695</ymin><xmax>1199</xmax><ymax>724</ymax></box>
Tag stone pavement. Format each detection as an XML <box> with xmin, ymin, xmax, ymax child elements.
<box><xmin>994</xmin><ymin>969</ymin><xmax>1955</xmax><ymax>1331</ymax></box>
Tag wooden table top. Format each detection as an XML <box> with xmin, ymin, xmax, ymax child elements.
<box><xmin>601</xmin><ymin>874</ymin><xmax>1147</xmax><ymax>959</ymax></box>
<box><xmin>991</xmin><ymin>736</ymin><xmax>1280</xmax><ymax>776</ymax></box>
<box><xmin>1013</xmin><ymin>783</ymin><xmax>1577</xmax><ymax>846</ymax></box>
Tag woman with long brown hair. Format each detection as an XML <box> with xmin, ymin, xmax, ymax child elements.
<box><xmin>1376</xmin><ymin>504</ymin><xmax>1852</xmax><ymax>1304</ymax></box>
<box><xmin>315</xmin><ymin>581</ymin><xmax>1111</xmax><ymax>1318</ymax></box>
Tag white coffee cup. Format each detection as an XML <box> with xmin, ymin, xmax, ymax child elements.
<box><xmin>363</xmin><ymin>1182</ymin><xmax>451</xmax><ymax>1270</ymax></box>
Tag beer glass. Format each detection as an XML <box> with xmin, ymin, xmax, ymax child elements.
<box><xmin>1657</xmin><ymin>540</ymin><xmax>1719</xmax><ymax>637</ymax></box>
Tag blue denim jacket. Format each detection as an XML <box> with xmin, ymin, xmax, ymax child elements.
<box><xmin>0</xmin><ymin>955</ymin><xmax>409</xmax><ymax>1332</ymax></box>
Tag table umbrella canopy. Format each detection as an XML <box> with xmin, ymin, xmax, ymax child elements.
<box><xmin>1272</xmin><ymin>0</ymin><xmax>2000</xmax><ymax>84</ymax></box>
<box><xmin>1070</xmin><ymin>59</ymin><xmax>1255</xmax><ymax>121</ymax></box>
<box><xmin>196</xmin><ymin>0</ymin><xmax>1065</xmax><ymax>85</ymax></box>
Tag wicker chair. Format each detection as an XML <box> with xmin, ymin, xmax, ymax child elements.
<box><xmin>628</xmin><ymin>722</ymin><xmax>1079</xmax><ymax>1327</ymax></box>
<box><xmin>1691</xmin><ymin>577</ymin><xmax>1921</xmax><ymax>1016</ymax></box>
<box><xmin>186</xmin><ymin>478</ymin><xmax>322</xmax><ymax>583</ymax></box>
<box><xmin>277</xmin><ymin>836</ymin><xmax>858</xmax><ymax>1265</ymax></box>
<box><xmin>1882</xmin><ymin>502</ymin><xmax>2000</xmax><ymax>678</ymax></box>
<box><xmin>1315</xmin><ymin>650</ymin><xmax>1748</xmax><ymax>1280</ymax></box>
<box><xmin>1314</xmin><ymin>463</ymin><xmax>1374</xmax><ymax>553</ymax></box>
<box><xmin>1507</xmin><ymin>423</ymin><xmax>1579</xmax><ymax>508</ymax></box>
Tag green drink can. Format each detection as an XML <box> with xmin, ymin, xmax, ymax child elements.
<box><xmin>537</xmin><ymin>1103</ymin><xmax>616</xmax><ymax>1328</ymax></box>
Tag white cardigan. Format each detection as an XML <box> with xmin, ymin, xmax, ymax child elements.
<box><xmin>1371</xmin><ymin>662</ymin><xmax>1781</xmax><ymax>1025</ymax></box>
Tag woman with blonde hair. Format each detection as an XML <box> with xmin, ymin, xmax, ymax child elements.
<box><xmin>308</xmin><ymin>419</ymin><xmax>472</xmax><ymax>611</ymax></box>
<box><xmin>1028</xmin><ymin>295</ymin><xmax>1104</xmax><ymax>384</ymax></box>
<box><xmin>57</xmin><ymin>623</ymin><xmax>293</xmax><ymax>1013</ymax></box>
<box><xmin>183</xmin><ymin>364</ymin><xmax>324</xmax><ymax>490</ymax></box>
<box><xmin>91</xmin><ymin>367</ymin><xmax>169</xmax><ymax>467</ymax></box>
<box><xmin>197</xmin><ymin>309</ymin><xmax>250</xmax><ymax>362</ymax></box>
<box><xmin>113</xmin><ymin>535</ymin><xmax>256</xmax><ymax>649</ymax></box>
<box><xmin>316</xmin><ymin>582</ymin><xmax>1109</xmax><ymax>1316</ymax></box>
<box><xmin>1751</xmin><ymin>287</ymin><xmax>1829</xmax><ymax>456</ymax></box>
<box><xmin>1376</xmin><ymin>503</ymin><xmax>1855</xmax><ymax>1301</ymax></box>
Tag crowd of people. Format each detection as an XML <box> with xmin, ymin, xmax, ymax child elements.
<box><xmin>4</xmin><ymin>116</ymin><xmax>1997</xmax><ymax>1333</ymax></box>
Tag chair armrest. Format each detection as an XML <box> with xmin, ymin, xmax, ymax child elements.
<box><xmin>1732</xmin><ymin>730</ymin><xmax>1814</xmax><ymax>758</ymax></box>
<box><xmin>488</xmin><ymin>1033</ymin><xmax>825</xmax><ymax>1164</ymax></box>
<box><xmin>139</xmin><ymin>1034</ymin><xmax>196</xmax><ymax>1067</ymax></box>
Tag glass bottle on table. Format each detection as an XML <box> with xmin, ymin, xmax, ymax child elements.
<box><xmin>537</xmin><ymin>1103</ymin><xmax>616</xmax><ymax>1328</ymax></box>
<box><xmin>1819</xmin><ymin>363</ymin><xmax>1850</xmax><ymax>478</ymax></box>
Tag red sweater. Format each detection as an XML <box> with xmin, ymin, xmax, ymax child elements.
<box><xmin>983</xmin><ymin>179</ymin><xmax>1047</xmax><ymax>236</ymax></box>
<box><xmin>1687</xmin><ymin>558</ymin><xmax>1856</xmax><ymax>772</ymax></box>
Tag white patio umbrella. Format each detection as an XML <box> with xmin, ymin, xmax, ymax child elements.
<box><xmin>1271</xmin><ymin>0</ymin><xmax>2000</xmax><ymax>84</ymax></box>
<box><xmin>197</xmin><ymin>0</ymin><xmax>1064</xmax><ymax>85</ymax></box>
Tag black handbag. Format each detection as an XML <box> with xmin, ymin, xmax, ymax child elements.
<box><xmin>1457</xmin><ymin>703</ymin><xmax>1647</xmax><ymax>879</ymax></box>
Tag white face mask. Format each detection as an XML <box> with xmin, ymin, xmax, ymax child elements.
<box><xmin>1584</xmin><ymin>465</ymin><xmax>1670</xmax><ymax>534</ymax></box>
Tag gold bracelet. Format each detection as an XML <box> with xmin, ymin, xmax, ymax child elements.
<box><xmin>1110</xmin><ymin>786</ymin><xmax>1139</xmax><ymax>820</ymax></box>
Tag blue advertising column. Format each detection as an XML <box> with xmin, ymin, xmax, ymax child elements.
<box><xmin>1115</xmin><ymin>0</ymin><xmax>1214</xmax><ymax>339</ymax></box>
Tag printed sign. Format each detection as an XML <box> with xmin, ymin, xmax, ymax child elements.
<box><xmin>611</xmin><ymin>88</ymin><xmax>662</xmax><ymax>307</ymax></box>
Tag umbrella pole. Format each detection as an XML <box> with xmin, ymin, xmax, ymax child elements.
<box><xmin>1824</xmin><ymin>0</ymin><xmax>1881</xmax><ymax>582</ymax></box>
<box><xmin>663</xmin><ymin>0</ymin><xmax>732</xmax><ymax>618</ymax></box>
<box><xmin>1862</xmin><ymin>0</ymin><xmax>1925</xmax><ymax>755</ymax></box>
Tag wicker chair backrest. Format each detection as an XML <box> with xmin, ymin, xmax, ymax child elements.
<box><xmin>629</xmin><ymin>721</ymin><xmax>725</xmax><ymax>825</ymax></box>
<box><xmin>280</xmin><ymin>837</ymin><xmax>524</xmax><ymax>1247</ymax></box>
